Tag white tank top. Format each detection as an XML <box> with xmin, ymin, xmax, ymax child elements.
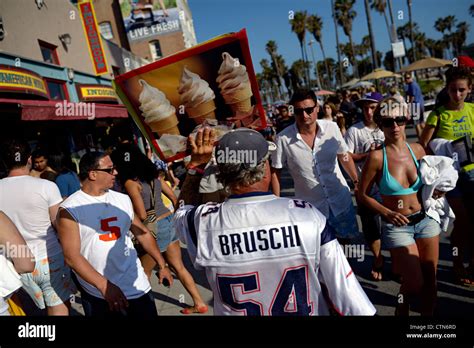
<box><xmin>60</xmin><ymin>190</ymin><xmax>150</xmax><ymax>299</ymax></box>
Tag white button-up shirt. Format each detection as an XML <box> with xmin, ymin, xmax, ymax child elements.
<box><xmin>272</xmin><ymin>120</ymin><xmax>352</xmax><ymax>217</ymax></box>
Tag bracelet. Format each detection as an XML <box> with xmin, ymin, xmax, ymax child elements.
<box><xmin>187</xmin><ymin>165</ymin><xmax>205</xmax><ymax>175</ymax></box>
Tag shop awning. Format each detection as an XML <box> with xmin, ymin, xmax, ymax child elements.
<box><xmin>0</xmin><ymin>98</ymin><xmax>128</xmax><ymax>121</ymax></box>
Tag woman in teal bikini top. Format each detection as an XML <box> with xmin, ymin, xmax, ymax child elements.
<box><xmin>358</xmin><ymin>97</ymin><xmax>441</xmax><ymax>317</ymax></box>
<box><xmin>379</xmin><ymin>143</ymin><xmax>423</xmax><ymax>196</ymax></box>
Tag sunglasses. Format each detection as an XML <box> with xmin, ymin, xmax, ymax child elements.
<box><xmin>294</xmin><ymin>105</ymin><xmax>316</xmax><ymax>116</ymax></box>
<box><xmin>380</xmin><ymin>116</ymin><xmax>408</xmax><ymax>128</ymax></box>
<box><xmin>93</xmin><ymin>166</ymin><xmax>116</xmax><ymax>174</ymax></box>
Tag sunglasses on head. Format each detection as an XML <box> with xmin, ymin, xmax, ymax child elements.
<box><xmin>93</xmin><ymin>166</ymin><xmax>116</xmax><ymax>174</ymax></box>
<box><xmin>294</xmin><ymin>105</ymin><xmax>316</xmax><ymax>116</ymax></box>
<box><xmin>380</xmin><ymin>116</ymin><xmax>408</xmax><ymax>128</ymax></box>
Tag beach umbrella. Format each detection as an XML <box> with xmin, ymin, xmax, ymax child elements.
<box><xmin>350</xmin><ymin>80</ymin><xmax>374</xmax><ymax>89</ymax></box>
<box><xmin>341</xmin><ymin>78</ymin><xmax>359</xmax><ymax>88</ymax></box>
<box><xmin>315</xmin><ymin>89</ymin><xmax>335</xmax><ymax>96</ymax></box>
<box><xmin>399</xmin><ymin>57</ymin><xmax>451</xmax><ymax>72</ymax></box>
<box><xmin>360</xmin><ymin>68</ymin><xmax>402</xmax><ymax>80</ymax></box>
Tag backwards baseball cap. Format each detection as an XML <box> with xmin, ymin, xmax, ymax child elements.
<box><xmin>215</xmin><ymin>128</ymin><xmax>276</xmax><ymax>168</ymax></box>
<box><xmin>355</xmin><ymin>91</ymin><xmax>384</xmax><ymax>106</ymax></box>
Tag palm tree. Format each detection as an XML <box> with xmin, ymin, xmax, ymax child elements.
<box><xmin>435</xmin><ymin>15</ymin><xmax>458</xmax><ymax>58</ymax></box>
<box><xmin>290</xmin><ymin>11</ymin><xmax>310</xmax><ymax>87</ymax></box>
<box><xmin>274</xmin><ymin>55</ymin><xmax>290</xmax><ymax>98</ymax></box>
<box><xmin>331</xmin><ymin>0</ymin><xmax>344</xmax><ymax>85</ymax></box>
<box><xmin>414</xmin><ymin>32</ymin><xmax>427</xmax><ymax>59</ymax></box>
<box><xmin>470</xmin><ymin>5</ymin><xmax>474</xmax><ymax>17</ymax></box>
<box><xmin>370</xmin><ymin>0</ymin><xmax>391</xmax><ymax>40</ymax></box>
<box><xmin>453</xmin><ymin>22</ymin><xmax>470</xmax><ymax>56</ymax></box>
<box><xmin>290</xmin><ymin>59</ymin><xmax>309</xmax><ymax>90</ymax></box>
<box><xmin>260</xmin><ymin>59</ymin><xmax>279</xmax><ymax>103</ymax></box>
<box><xmin>265</xmin><ymin>40</ymin><xmax>284</xmax><ymax>98</ymax></box>
<box><xmin>364</xmin><ymin>0</ymin><xmax>378</xmax><ymax>71</ymax></box>
<box><xmin>334</xmin><ymin>0</ymin><xmax>359</xmax><ymax>78</ymax></box>
<box><xmin>307</xmin><ymin>14</ymin><xmax>331</xmax><ymax>88</ymax></box>
<box><xmin>407</xmin><ymin>0</ymin><xmax>416</xmax><ymax>62</ymax></box>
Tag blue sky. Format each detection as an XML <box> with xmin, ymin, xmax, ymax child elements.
<box><xmin>188</xmin><ymin>0</ymin><xmax>474</xmax><ymax>74</ymax></box>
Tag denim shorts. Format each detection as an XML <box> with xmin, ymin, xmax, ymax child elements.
<box><xmin>149</xmin><ymin>214</ymin><xmax>178</xmax><ymax>252</ymax></box>
<box><xmin>20</xmin><ymin>253</ymin><xmax>75</xmax><ymax>309</ymax></box>
<box><xmin>381</xmin><ymin>214</ymin><xmax>441</xmax><ymax>249</ymax></box>
<box><xmin>327</xmin><ymin>202</ymin><xmax>359</xmax><ymax>240</ymax></box>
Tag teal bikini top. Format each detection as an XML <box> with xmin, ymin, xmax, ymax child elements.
<box><xmin>379</xmin><ymin>143</ymin><xmax>422</xmax><ymax>196</ymax></box>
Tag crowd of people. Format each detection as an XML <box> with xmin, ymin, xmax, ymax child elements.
<box><xmin>0</xmin><ymin>64</ymin><xmax>472</xmax><ymax>317</ymax></box>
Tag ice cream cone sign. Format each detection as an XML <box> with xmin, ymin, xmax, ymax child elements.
<box><xmin>178</xmin><ymin>67</ymin><xmax>217</xmax><ymax>125</ymax></box>
<box><xmin>114</xmin><ymin>29</ymin><xmax>266</xmax><ymax>162</ymax></box>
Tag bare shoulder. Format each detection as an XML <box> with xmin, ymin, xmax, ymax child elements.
<box><xmin>366</xmin><ymin>148</ymin><xmax>383</xmax><ymax>170</ymax></box>
<box><xmin>410</xmin><ymin>142</ymin><xmax>426</xmax><ymax>159</ymax></box>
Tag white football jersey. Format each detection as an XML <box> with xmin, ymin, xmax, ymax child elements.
<box><xmin>175</xmin><ymin>192</ymin><xmax>375</xmax><ymax>316</ymax></box>
<box><xmin>60</xmin><ymin>190</ymin><xmax>150</xmax><ymax>299</ymax></box>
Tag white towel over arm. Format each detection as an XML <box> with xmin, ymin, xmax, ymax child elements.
<box><xmin>419</xmin><ymin>156</ymin><xmax>458</xmax><ymax>233</ymax></box>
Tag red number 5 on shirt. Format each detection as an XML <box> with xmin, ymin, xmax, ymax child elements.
<box><xmin>99</xmin><ymin>217</ymin><xmax>121</xmax><ymax>241</ymax></box>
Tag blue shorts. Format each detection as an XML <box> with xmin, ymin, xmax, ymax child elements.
<box><xmin>20</xmin><ymin>253</ymin><xmax>76</xmax><ymax>309</ymax></box>
<box><xmin>150</xmin><ymin>214</ymin><xmax>178</xmax><ymax>252</ymax></box>
<box><xmin>381</xmin><ymin>214</ymin><xmax>441</xmax><ymax>249</ymax></box>
<box><xmin>327</xmin><ymin>202</ymin><xmax>359</xmax><ymax>240</ymax></box>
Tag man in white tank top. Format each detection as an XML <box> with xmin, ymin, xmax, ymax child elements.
<box><xmin>174</xmin><ymin>127</ymin><xmax>376</xmax><ymax>316</ymax></box>
<box><xmin>56</xmin><ymin>152</ymin><xmax>173</xmax><ymax>317</ymax></box>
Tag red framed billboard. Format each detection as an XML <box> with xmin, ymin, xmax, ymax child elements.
<box><xmin>114</xmin><ymin>29</ymin><xmax>266</xmax><ymax>162</ymax></box>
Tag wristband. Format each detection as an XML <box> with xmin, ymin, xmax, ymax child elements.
<box><xmin>187</xmin><ymin>165</ymin><xmax>205</xmax><ymax>175</ymax></box>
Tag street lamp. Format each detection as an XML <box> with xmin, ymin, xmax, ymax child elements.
<box><xmin>308</xmin><ymin>39</ymin><xmax>322</xmax><ymax>91</ymax></box>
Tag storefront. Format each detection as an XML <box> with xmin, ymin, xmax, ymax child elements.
<box><xmin>0</xmin><ymin>54</ymin><xmax>131</xmax><ymax>155</ymax></box>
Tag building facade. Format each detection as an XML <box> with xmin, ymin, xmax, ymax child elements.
<box><xmin>0</xmin><ymin>0</ymin><xmax>148</xmax><ymax>164</ymax></box>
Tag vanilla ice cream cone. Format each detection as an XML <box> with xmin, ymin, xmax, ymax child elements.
<box><xmin>186</xmin><ymin>99</ymin><xmax>217</xmax><ymax>124</ymax></box>
<box><xmin>148</xmin><ymin>113</ymin><xmax>180</xmax><ymax>135</ymax></box>
<box><xmin>138</xmin><ymin>79</ymin><xmax>180</xmax><ymax>136</ymax></box>
<box><xmin>216</xmin><ymin>52</ymin><xmax>253</xmax><ymax>116</ymax></box>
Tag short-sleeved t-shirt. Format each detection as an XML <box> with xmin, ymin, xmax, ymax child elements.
<box><xmin>0</xmin><ymin>176</ymin><xmax>63</xmax><ymax>259</ymax></box>
<box><xmin>344</xmin><ymin>121</ymin><xmax>385</xmax><ymax>174</ymax></box>
<box><xmin>426</xmin><ymin>102</ymin><xmax>474</xmax><ymax>141</ymax></box>
<box><xmin>55</xmin><ymin>171</ymin><xmax>81</xmax><ymax>198</ymax></box>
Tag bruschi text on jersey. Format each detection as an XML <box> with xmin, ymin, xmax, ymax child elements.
<box><xmin>219</xmin><ymin>225</ymin><xmax>301</xmax><ymax>256</ymax></box>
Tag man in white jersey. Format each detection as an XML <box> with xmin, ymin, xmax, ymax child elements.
<box><xmin>174</xmin><ymin>127</ymin><xmax>376</xmax><ymax>316</ymax></box>
<box><xmin>56</xmin><ymin>152</ymin><xmax>173</xmax><ymax>317</ymax></box>
<box><xmin>0</xmin><ymin>139</ymin><xmax>74</xmax><ymax>315</ymax></box>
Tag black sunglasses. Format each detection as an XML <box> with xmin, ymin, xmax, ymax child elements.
<box><xmin>294</xmin><ymin>105</ymin><xmax>317</xmax><ymax>116</ymax></box>
<box><xmin>93</xmin><ymin>166</ymin><xmax>116</xmax><ymax>174</ymax></box>
<box><xmin>380</xmin><ymin>116</ymin><xmax>408</xmax><ymax>128</ymax></box>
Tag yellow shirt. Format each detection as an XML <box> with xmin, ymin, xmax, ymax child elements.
<box><xmin>426</xmin><ymin>102</ymin><xmax>474</xmax><ymax>141</ymax></box>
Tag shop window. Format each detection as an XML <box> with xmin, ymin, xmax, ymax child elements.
<box><xmin>38</xmin><ymin>40</ymin><xmax>59</xmax><ymax>65</ymax></box>
<box><xmin>99</xmin><ymin>21</ymin><xmax>114</xmax><ymax>40</ymax></box>
<box><xmin>45</xmin><ymin>79</ymin><xmax>68</xmax><ymax>101</ymax></box>
<box><xmin>149</xmin><ymin>40</ymin><xmax>162</xmax><ymax>61</ymax></box>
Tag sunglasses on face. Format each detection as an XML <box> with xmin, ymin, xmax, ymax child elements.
<box><xmin>93</xmin><ymin>166</ymin><xmax>116</xmax><ymax>174</ymax></box>
<box><xmin>380</xmin><ymin>116</ymin><xmax>408</xmax><ymax>128</ymax></box>
<box><xmin>294</xmin><ymin>105</ymin><xmax>317</xmax><ymax>116</ymax></box>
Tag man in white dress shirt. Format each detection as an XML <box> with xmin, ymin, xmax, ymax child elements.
<box><xmin>271</xmin><ymin>89</ymin><xmax>360</xmax><ymax>243</ymax></box>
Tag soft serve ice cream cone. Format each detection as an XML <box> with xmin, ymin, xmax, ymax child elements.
<box><xmin>216</xmin><ymin>52</ymin><xmax>253</xmax><ymax>114</ymax></box>
<box><xmin>138</xmin><ymin>79</ymin><xmax>180</xmax><ymax>135</ymax></box>
<box><xmin>178</xmin><ymin>67</ymin><xmax>216</xmax><ymax>124</ymax></box>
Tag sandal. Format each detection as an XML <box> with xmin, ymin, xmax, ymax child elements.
<box><xmin>453</xmin><ymin>266</ymin><xmax>474</xmax><ymax>286</ymax></box>
<box><xmin>180</xmin><ymin>305</ymin><xmax>208</xmax><ymax>315</ymax></box>
<box><xmin>371</xmin><ymin>256</ymin><xmax>384</xmax><ymax>281</ymax></box>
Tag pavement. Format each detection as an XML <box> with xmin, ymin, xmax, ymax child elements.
<box><xmin>68</xmin><ymin>124</ymin><xmax>473</xmax><ymax>317</ymax></box>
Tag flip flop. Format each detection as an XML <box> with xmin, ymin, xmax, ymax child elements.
<box><xmin>371</xmin><ymin>256</ymin><xmax>384</xmax><ymax>281</ymax></box>
<box><xmin>180</xmin><ymin>305</ymin><xmax>208</xmax><ymax>315</ymax></box>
